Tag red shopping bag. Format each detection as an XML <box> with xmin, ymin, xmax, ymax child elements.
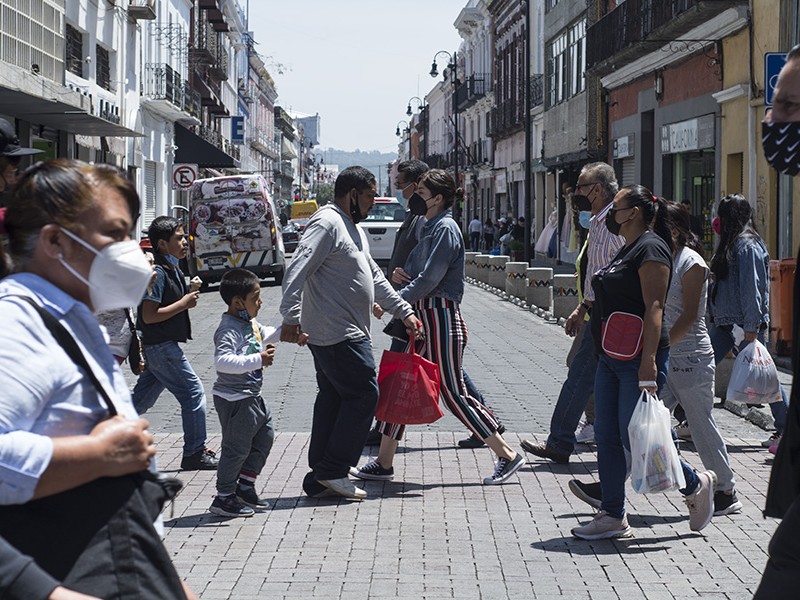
<box><xmin>374</xmin><ymin>346</ymin><xmax>443</xmax><ymax>425</ymax></box>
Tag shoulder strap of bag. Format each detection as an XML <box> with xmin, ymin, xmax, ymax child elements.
<box><xmin>124</xmin><ymin>307</ymin><xmax>137</xmax><ymax>333</ymax></box>
<box><xmin>12</xmin><ymin>295</ymin><xmax>118</xmax><ymax>416</ymax></box>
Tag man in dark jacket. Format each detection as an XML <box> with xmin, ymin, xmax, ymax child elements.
<box><xmin>755</xmin><ymin>44</ymin><xmax>800</xmax><ymax>597</ymax></box>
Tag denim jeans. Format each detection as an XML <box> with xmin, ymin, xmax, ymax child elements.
<box><xmin>132</xmin><ymin>341</ymin><xmax>208</xmax><ymax>457</ymax></box>
<box><xmin>709</xmin><ymin>324</ymin><xmax>788</xmax><ymax>435</ymax></box>
<box><xmin>390</xmin><ymin>336</ymin><xmax>486</xmax><ymax>406</ymax></box>
<box><xmin>594</xmin><ymin>347</ymin><xmax>699</xmax><ymax>519</ymax></box>
<box><xmin>308</xmin><ymin>337</ymin><xmax>379</xmax><ymax>481</ymax></box>
<box><xmin>547</xmin><ymin>323</ymin><xmax>597</xmax><ymax>454</ymax></box>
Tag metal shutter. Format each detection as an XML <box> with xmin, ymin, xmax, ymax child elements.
<box><xmin>143</xmin><ymin>161</ymin><xmax>157</xmax><ymax>229</ymax></box>
<box><xmin>620</xmin><ymin>158</ymin><xmax>635</xmax><ymax>186</ymax></box>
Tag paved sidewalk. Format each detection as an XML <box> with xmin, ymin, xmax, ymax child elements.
<box><xmin>138</xmin><ymin>282</ymin><xmax>782</xmax><ymax>599</ymax></box>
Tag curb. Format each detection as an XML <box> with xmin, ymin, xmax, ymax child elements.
<box><xmin>467</xmin><ymin>277</ymin><xmax>775</xmax><ymax>432</ymax></box>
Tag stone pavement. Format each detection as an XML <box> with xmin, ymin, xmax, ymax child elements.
<box><xmin>132</xmin><ymin>282</ymin><xmax>785</xmax><ymax>599</ymax></box>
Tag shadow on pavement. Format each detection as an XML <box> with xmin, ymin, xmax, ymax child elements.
<box><xmin>531</xmin><ymin>530</ymin><xmax>702</xmax><ymax>555</ymax></box>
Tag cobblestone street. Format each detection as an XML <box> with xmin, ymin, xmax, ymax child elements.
<box><xmin>131</xmin><ymin>280</ymin><xmax>785</xmax><ymax>599</ymax></box>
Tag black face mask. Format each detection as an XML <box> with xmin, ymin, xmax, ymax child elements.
<box><xmin>350</xmin><ymin>193</ymin><xmax>366</xmax><ymax>223</ymax></box>
<box><xmin>407</xmin><ymin>192</ymin><xmax>429</xmax><ymax>216</ymax></box>
<box><xmin>762</xmin><ymin>120</ymin><xmax>800</xmax><ymax>176</ymax></box>
<box><xmin>605</xmin><ymin>207</ymin><xmax>633</xmax><ymax>236</ymax></box>
<box><xmin>572</xmin><ymin>194</ymin><xmax>592</xmax><ymax>212</ymax></box>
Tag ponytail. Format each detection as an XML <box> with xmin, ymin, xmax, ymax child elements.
<box><xmin>651</xmin><ymin>197</ymin><xmax>674</xmax><ymax>254</ymax></box>
<box><xmin>618</xmin><ymin>184</ymin><xmax>674</xmax><ymax>253</ymax></box>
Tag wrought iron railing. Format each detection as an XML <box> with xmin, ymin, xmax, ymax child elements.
<box><xmin>530</xmin><ymin>73</ymin><xmax>544</xmax><ymax>107</ymax></box>
<box><xmin>456</xmin><ymin>73</ymin><xmax>492</xmax><ymax>111</ymax></box>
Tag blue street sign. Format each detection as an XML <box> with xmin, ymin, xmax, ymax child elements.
<box><xmin>765</xmin><ymin>52</ymin><xmax>788</xmax><ymax>107</ymax></box>
<box><xmin>231</xmin><ymin>116</ymin><xmax>245</xmax><ymax>144</ymax></box>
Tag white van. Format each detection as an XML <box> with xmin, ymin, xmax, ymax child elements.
<box><xmin>188</xmin><ymin>174</ymin><xmax>286</xmax><ymax>285</ymax></box>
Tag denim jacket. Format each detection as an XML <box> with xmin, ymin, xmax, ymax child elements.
<box><xmin>400</xmin><ymin>209</ymin><xmax>465</xmax><ymax>304</ymax></box>
<box><xmin>708</xmin><ymin>236</ymin><xmax>770</xmax><ymax>332</ymax></box>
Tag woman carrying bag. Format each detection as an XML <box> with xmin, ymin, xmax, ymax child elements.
<box><xmin>351</xmin><ymin>169</ymin><xmax>524</xmax><ymax>485</ymax></box>
<box><xmin>0</xmin><ymin>160</ymin><xmax>196</xmax><ymax>599</ymax></box>
<box><xmin>570</xmin><ymin>185</ymin><xmax>716</xmax><ymax>541</ymax></box>
<box><xmin>708</xmin><ymin>194</ymin><xmax>789</xmax><ymax>452</ymax></box>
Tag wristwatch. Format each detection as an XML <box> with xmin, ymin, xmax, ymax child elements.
<box><xmin>580</xmin><ymin>301</ymin><xmax>591</xmax><ymax>312</ymax></box>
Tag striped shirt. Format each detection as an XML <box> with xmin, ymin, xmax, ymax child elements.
<box><xmin>583</xmin><ymin>202</ymin><xmax>625</xmax><ymax>303</ymax></box>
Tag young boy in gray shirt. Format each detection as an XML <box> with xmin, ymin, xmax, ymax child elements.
<box><xmin>209</xmin><ymin>269</ymin><xmax>276</xmax><ymax>518</ymax></box>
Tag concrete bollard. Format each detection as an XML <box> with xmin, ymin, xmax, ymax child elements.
<box><xmin>552</xmin><ymin>273</ymin><xmax>579</xmax><ymax>320</ymax></box>
<box><xmin>505</xmin><ymin>262</ymin><xmax>528</xmax><ymax>300</ymax></box>
<box><xmin>526</xmin><ymin>267</ymin><xmax>553</xmax><ymax>311</ymax></box>
<box><xmin>465</xmin><ymin>252</ymin><xmax>479</xmax><ymax>280</ymax></box>
<box><xmin>475</xmin><ymin>255</ymin><xmax>491</xmax><ymax>286</ymax></box>
<box><xmin>489</xmin><ymin>255</ymin><xmax>510</xmax><ymax>290</ymax></box>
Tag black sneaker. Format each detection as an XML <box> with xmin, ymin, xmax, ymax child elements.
<box><xmin>457</xmin><ymin>434</ymin><xmax>485</xmax><ymax>448</ymax></box>
<box><xmin>713</xmin><ymin>490</ymin><xmax>743</xmax><ymax>516</ymax></box>
<box><xmin>569</xmin><ymin>479</ymin><xmax>602</xmax><ymax>509</ymax></box>
<box><xmin>236</xmin><ymin>485</ymin><xmax>271</xmax><ymax>510</ymax></box>
<box><xmin>209</xmin><ymin>494</ymin><xmax>254</xmax><ymax>518</ymax></box>
<box><xmin>181</xmin><ymin>448</ymin><xmax>219</xmax><ymax>471</ymax></box>
<box><xmin>483</xmin><ymin>453</ymin><xmax>525</xmax><ymax>485</ymax></box>
<box><xmin>350</xmin><ymin>459</ymin><xmax>394</xmax><ymax>481</ymax></box>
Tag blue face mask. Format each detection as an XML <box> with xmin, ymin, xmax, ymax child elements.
<box><xmin>238</xmin><ymin>308</ymin><xmax>251</xmax><ymax>322</ymax></box>
<box><xmin>165</xmin><ymin>254</ymin><xmax>180</xmax><ymax>267</ymax></box>
<box><xmin>579</xmin><ymin>211</ymin><xmax>592</xmax><ymax>229</ymax></box>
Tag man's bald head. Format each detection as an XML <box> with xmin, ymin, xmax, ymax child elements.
<box><xmin>770</xmin><ymin>45</ymin><xmax>800</xmax><ymax>122</ymax></box>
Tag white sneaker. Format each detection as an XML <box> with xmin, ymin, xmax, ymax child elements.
<box><xmin>317</xmin><ymin>477</ymin><xmax>367</xmax><ymax>500</ymax></box>
<box><xmin>572</xmin><ymin>511</ymin><xmax>633</xmax><ymax>540</ymax></box>
<box><xmin>675</xmin><ymin>421</ymin><xmax>692</xmax><ymax>441</ymax></box>
<box><xmin>575</xmin><ymin>421</ymin><xmax>595</xmax><ymax>444</ymax></box>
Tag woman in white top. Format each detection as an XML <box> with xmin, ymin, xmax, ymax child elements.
<box><xmin>660</xmin><ymin>202</ymin><xmax>742</xmax><ymax>517</ymax></box>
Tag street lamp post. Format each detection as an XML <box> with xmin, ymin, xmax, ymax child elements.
<box><xmin>406</xmin><ymin>96</ymin><xmax>424</xmax><ymax>116</ymax></box>
<box><xmin>430</xmin><ymin>50</ymin><xmax>460</xmax><ymax>223</ymax></box>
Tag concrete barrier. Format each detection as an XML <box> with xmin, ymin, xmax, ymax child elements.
<box><xmin>488</xmin><ymin>255</ymin><xmax>510</xmax><ymax>290</ymax></box>
<box><xmin>552</xmin><ymin>273</ymin><xmax>579</xmax><ymax>320</ymax></box>
<box><xmin>475</xmin><ymin>255</ymin><xmax>491</xmax><ymax>285</ymax></box>
<box><xmin>465</xmin><ymin>252</ymin><xmax>479</xmax><ymax>280</ymax></box>
<box><xmin>526</xmin><ymin>268</ymin><xmax>553</xmax><ymax>310</ymax></box>
<box><xmin>505</xmin><ymin>262</ymin><xmax>528</xmax><ymax>300</ymax></box>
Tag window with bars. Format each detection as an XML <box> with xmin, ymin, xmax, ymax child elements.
<box><xmin>96</xmin><ymin>44</ymin><xmax>110</xmax><ymax>90</ymax></box>
<box><xmin>65</xmin><ymin>23</ymin><xmax>83</xmax><ymax>77</ymax></box>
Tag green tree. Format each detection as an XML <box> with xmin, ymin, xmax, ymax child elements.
<box><xmin>315</xmin><ymin>182</ymin><xmax>334</xmax><ymax>206</ymax></box>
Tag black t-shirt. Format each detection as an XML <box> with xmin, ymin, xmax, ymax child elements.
<box><xmin>590</xmin><ymin>230</ymin><xmax>673</xmax><ymax>356</ymax></box>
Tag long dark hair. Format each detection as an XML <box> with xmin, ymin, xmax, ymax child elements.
<box><xmin>709</xmin><ymin>194</ymin><xmax>761</xmax><ymax>282</ymax></box>
<box><xmin>618</xmin><ymin>184</ymin><xmax>674</xmax><ymax>253</ymax></box>
<box><xmin>664</xmin><ymin>201</ymin><xmax>704</xmax><ymax>256</ymax></box>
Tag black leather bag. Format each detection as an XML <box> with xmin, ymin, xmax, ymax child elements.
<box><xmin>125</xmin><ymin>308</ymin><xmax>146</xmax><ymax>375</ymax></box>
<box><xmin>383</xmin><ymin>317</ymin><xmax>409</xmax><ymax>342</ymax></box>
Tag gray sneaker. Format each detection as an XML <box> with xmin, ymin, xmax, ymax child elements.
<box><xmin>572</xmin><ymin>511</ymin><xmax>633</xmax><ymax>540</ymax></box>
<box><xmin>483</xmin><ymin>453</ymin><xmax>525</xmax><ymax>485</ymax></box>
<box><xmin>317</xmin><ymin>477</ymin><xmax>367</xmax><ymax>500</ymax></box>
<box><xmin>685</xmin><ymin>470</ymin><xmax>717</xmax><ymax>532</ymax></box>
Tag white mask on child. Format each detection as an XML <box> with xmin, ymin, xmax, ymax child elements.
<box><xmin>58</xmin><ymin>228</ymin><xmax>153</xmax><ymax>311</ymax></box>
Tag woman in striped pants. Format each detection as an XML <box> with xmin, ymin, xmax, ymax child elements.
<box><xmin>351</xmin><ymin>169</ymin><xmax>524</xmax><ymax>485</ymax></box>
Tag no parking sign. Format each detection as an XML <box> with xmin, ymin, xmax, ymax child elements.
<box><xmin>172</xmin><ymin>163</ymin><xmax>198</xmax><ymax>190</ymax></box>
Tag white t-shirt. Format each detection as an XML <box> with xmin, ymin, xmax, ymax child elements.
<box><xmin>468</xmin><ymin>218</ymin><xmax>482</xmax><ymax>233</ymax></box>
<box><xmin>664</xmin><ymin>246</ymin><xmax>713</xmax><ymax>356</ymax></box>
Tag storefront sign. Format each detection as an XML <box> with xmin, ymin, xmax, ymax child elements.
<box><xmin>765</xmin><ymin>52</ymin><xmax>788</xmax><ymax>107</ymax></box>
<box><xmin>660</xmin><ymin>115</ymin><xmax>715</xmax><ymax>154</ymax></box>
<box><xmin>613</xmin><ymin>135</ymin><xmax>634</xmax><ymax>159</ymax></box>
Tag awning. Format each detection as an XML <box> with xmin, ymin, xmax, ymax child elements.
<box><xmin>0</xmin><ymin>87</ymin><xmax>144</xmax><ymax>137</ymax></box>
<box><xmin>174</xmin><ymin>123</ymin><xmax>239</xmax><ymax>169</ymax></box>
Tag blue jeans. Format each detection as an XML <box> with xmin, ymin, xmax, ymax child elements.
<box><xmin>308</xmin><ymin>338</ymin><xmax>379</xmax><ymax>480</ymax></box>
<box><xmin>594</xmin><ymin>347</ymin><xmax>699</xmax><ymax>519</ymax></box>
<box><xmin>132</xmin><ymin>341</ymin><xmax>208</xmax><ymax>456</ymax></box>
<box><xmin>709</xmin><ymin>324</ymin><xmax>788</xmax><ymax>435</ymax></box>
<box><xmin>547</xmin><ymin>324</ymin><xmax>597</xmax><ymax>454</ymax></box>
<box><xmin>390</xmin><ymin>336</ymin><xmax>486</xmax><ymax>406</ymax></box>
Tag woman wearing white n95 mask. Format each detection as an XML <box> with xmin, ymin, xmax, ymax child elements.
<box><xmin>0</xmin><ymin>160</ymin><xmax>197</xmax><ymax>599</ymax></box>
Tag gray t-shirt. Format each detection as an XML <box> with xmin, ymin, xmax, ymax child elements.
<box><xmin>213</xmin><ymin>313</ymin><xmax>269</xmax><ymax>401</ymax></box>
<box><xmin>280</xmin><ymin>204</ymin><xmax>413</xmax><ymax>346</ymax></box>
<box><xmin>664</xmin><ymin>246</ymin><xmax>713</xmax><ymax>356</ymax></box>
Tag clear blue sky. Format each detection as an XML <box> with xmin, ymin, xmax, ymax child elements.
<box><xmin>248</xmin><ymin>0</ymin><xmax>467</xmax><ymax>152</ymax></box>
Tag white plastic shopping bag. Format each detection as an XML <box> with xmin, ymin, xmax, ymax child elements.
<box><xmin>726</xmin><ymin>340</ymin><xmax>782</xmax><ymax>404</ymax></box>
<box><xmin>628</xmin><ymin>390</ymin><xmax>686</xmax><ymax>494</ymax></box>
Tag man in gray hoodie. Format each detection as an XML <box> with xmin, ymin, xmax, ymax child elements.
<box><xmin>280</xmin><ymin>166</ymin><xmax>422</xmax><ymax>501</ymax></box>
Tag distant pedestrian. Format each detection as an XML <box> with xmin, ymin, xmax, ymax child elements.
<box><xmin>352</xmin><ymin>169</ymin><xmax>524</xmax><ymax>485</ymax></box>
<box><xmin>571</xmin><ymin>185</ymin><xmax>716</xmax><ymax>540</ymax></box>
<box><xmin>681</xmin><ymin>199</ymin><xmax>704</xmax><ymax>239</ymax></box>
<box><xmin>468</xmin><ymin>214</ymin><xmax>482</xmax><ymax>252</ymax></box>
<box><xmin>280</xmin><ymin>166</ymin><xmax>422</xmax><ymax>501</ymax></box>
<box><xmin>707</xmin><ymin>194</ymin><xmax>788</xmax><ymax>451</ymax></box>
<box><xmin>0</xmin><ymin>117</ymin><xmax>43</xmax><ymax>207</ymax></box>
<box><xmin>132</xmin><ymin>216</ymin><xmax>219</xmax><ymax>471</ymax></box>
<box><xmin>208</xmin><ymin>268</ymin><xmax>276</xmax><ymax>519</ymax></box>
<box><xmin>483</xmin><ymin>218</ymin><xmax>495</xmax><ymax>252</ymax></box>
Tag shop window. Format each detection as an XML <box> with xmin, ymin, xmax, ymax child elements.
<box><xmin>65</xmin><ymin>24</ymin><xmax>83</xmax><ymax>78</ymax></box>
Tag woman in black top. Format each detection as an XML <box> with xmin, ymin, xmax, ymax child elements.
<box><xmin>571</xmin><ymin>185</ymin><xmax>716</xmax><ymax>541</ymax></box>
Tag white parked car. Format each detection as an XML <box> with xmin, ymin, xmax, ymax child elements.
<box><xmin>357</xmin><ymin>197</ymin><xmax>406</xmax><ymax>267</ymax></box>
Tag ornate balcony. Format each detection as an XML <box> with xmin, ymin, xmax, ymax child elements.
<box><xmin>456</xmin><ymin>73</ymin><xmax>492</xmax><ymax>112</ymax></box>
<box><xmin>128</xmin><ymin>0</ymin><xmax>156</xmax><ymax>20</ymax></box>
<box><xmin>141</xmin><ymin>63</ymin><xmax>200</xmax><ymax>124</ymax></box>
<box><xmin>586</xmin><ymin>0</ymin><xmax>747</xmax><ymax>75</ymax></box>
<box><xmin>530</xmin><ymin>73</ymin><xmax>544</xmax><ymax>108</ymax></box>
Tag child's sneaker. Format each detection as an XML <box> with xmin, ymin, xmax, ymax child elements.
<box><xmin>236</xmin><ymin>485</ymin><xmax>271</xmax><ymax>510</ymax></box>
<box><xmin>209</xmin><ymin>494</ymin><xmax>255</xmax><ymax>518</ymax></box>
